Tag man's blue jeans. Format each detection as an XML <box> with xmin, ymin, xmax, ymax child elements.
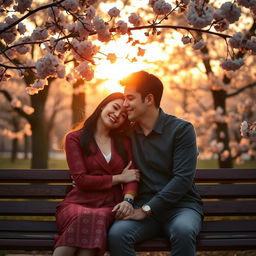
<box><xmin>108</xmin><ymin>207</ymin><xmax>202</xmax><ymax>256</ymax></box>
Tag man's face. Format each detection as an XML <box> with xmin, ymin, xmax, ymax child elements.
<box><xmin>124</xmin><ymin>87</ymin><xmax>147</xmax><ymax>121</ymax></box>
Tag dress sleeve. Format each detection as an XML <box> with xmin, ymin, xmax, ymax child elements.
<box><xmin>65</xmin><ymin>132</ymin><xmax>113</xmax><ymax>191</ymax></box>
<box><xmin>122</xmin><ymin>138</ymin><xmax>138</xmax><ymax>196</ymax></box>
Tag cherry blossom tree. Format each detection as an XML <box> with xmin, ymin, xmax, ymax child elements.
<box><xmin>1</xmin><ymin>0</ymin><xmax>256</xmax><ymax>167</ymax></box>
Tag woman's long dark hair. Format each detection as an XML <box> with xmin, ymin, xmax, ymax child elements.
<box><xmin>70</xmin><ymin>92</ymin><xmax>130</xmax><ymax>165</ymax></box>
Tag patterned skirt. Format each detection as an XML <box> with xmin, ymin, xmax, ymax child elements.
<box><xmin>55</xmin><ymin>203</ymin><xmax>115</xmax><ymax>256</ymax></box>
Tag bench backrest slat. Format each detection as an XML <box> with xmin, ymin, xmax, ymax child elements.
<box><xmin>1</xmin><ymin>169</ymin><xmax>256</xmax><ymax>219</ymax></box>
<box><xmin>1</xmin><ymin>169</ymin><xmax>256</xmax><ymax>182</ymax></box>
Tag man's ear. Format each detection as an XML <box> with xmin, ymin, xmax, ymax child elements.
<box><xmin>145</xmin><ymin>94</ymin><xmax>154</xmax><ymax>106</ymax></box>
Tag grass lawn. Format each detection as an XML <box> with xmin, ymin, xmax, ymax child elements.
<box><xmin>0</xmin><ymin>156</ymin><xmax>68</xmax><ymax>169</ymax></box>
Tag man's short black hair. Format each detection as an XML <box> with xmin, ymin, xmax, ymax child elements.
<box><xmin>120</xmin><ymin>71</ymin><xmax>163</xmax><ymax>107</ymax></box>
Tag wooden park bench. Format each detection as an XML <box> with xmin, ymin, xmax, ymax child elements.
<box><xmin>0</xmin><ymin>168</ymin><xmax>256</xmax><ymax>252</ymax></box>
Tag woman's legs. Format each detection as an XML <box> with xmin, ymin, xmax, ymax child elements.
<box><xmin>52</xmin><ymin>246</ymin><xmax>77</xmax><ymax>256</ymax></box>
<box><xmin>76</xmin><ymin>248</ymin><xmax>97</xmax><ymax>256</ymax></box>
<box><xmin>53</xmin><ymin>246</ymin><xmax>97</xmax><ymax>256</ymax></box>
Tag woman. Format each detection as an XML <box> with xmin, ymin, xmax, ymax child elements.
<box><xmin>53</xmin><ymin>93</ymin><xmax>139</xmax><ymax>256</ymax></box>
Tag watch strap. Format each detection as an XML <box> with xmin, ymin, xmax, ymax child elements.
<box><xmin>123</xmin><ymin>197</ymin><xmax>134</xmax><ymax>205</ymax></box>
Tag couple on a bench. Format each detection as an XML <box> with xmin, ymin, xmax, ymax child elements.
<box><xmin>52</xmin><ymin>71</ymin><xmax>203</xmax><ymax>256</ymax></box>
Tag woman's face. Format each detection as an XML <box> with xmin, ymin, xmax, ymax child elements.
<box><xmin>100</xmin><ymin>98</ymin><xmax>128</xmax><ymax>129</ymax></box>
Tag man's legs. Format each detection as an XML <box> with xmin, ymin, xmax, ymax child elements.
<box><xmin>108</xmin><ymin>216</ymin><xmax>161</xmax><ymax>256</ymax></box>
<box><xmin>162</xmin><ymin>208</ymin><xmax>202</xmax><ymax>256</ymax></box>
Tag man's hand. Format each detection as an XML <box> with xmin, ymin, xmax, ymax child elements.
<box><xmin>112</xmin><ymin>201</ymin><xmax>134</xmax><ymax>219</ymax></box>
<box><xmin>122</xmin><ymin>208</ymin><xmax>147</xmax><ymax>220</ymax></box>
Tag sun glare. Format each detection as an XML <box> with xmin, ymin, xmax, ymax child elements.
<box><xmin>95</xmin><ymin>58</ymin><xmax>149</xmax><ymax>93</ymax></box>
<box><xmin>94</xmin><ymin>35</ymin><xmax>150</xmax><ymax>93</ymax></box>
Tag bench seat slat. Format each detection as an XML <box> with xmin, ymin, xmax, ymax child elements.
<box><xmin>203</xmin><ymin>201</ymin><xmax>256</xmax><ymax>215</ymax></box>
<box><xmin>0</xmin><ymin>239</ymin><xmax>55</xmax><ymax>250</ymax></box>
<box><xmin>1</xmin><ymin>219</ymin><xmax>256</xmax><ymax>232</ymax></box>
<box><xmin>1</xmin><ymin>201</ymin><xmax>256</xmax><ymax>216</ymax></box>
<box><xmin>0</xmin><ymin>220</ymin><xmax>57</xmax><ymax>232</ymax></box>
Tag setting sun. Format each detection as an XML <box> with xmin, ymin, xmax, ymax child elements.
<box><xmin>95</xmin><ymin>58</ymin><xmax>149</xmax><ymax>93</ymax></box>
<box><xmin>93</xmin><ymin>34</ymin><xmax>150</xmax><ymax>93</ymax></box>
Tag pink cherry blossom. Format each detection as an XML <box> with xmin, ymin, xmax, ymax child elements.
<box><xmin>237</xmin><ymin>0</ymin><xmax>256</xmax><ymax>8</ymax></box>
<box><xmin>181</xmin><ymin>35</ymin><xmax>192</xmax><ymax>44</ymax></box>
<box><xmin>116</xmin><ymin>20</ymin><xmax>128</xmax><ymax>35</ymax></box>
<box><xmin>86</xmin><ymin>6</ymin><xmax>96</xmax><ymax>21</ymax></box>
<box><xmin>187</xmin><ymin>1</ymin><xmax>213</xmax><ymax>28</ymax></box>
<box><xmin>108</xmin><ymin>7</ymin><xmax>120</xmax><ymax>18</ymax></box>
<box><xmin>61</xmin><ymin>0</ymin><xmax>79</xmax><ymax>12</ymax></box>
<box><xmin>13</xmin><ymin>0</ymin><xmax>32</xmax><ymax>14</ymax></box>
<box><xmin>31</xmin><ymin>28</ymin><xmax>48</xmax><ymax>41</ymax></box>
<box><xmin>17</xmin><ymin>23</ymin><xmax>26</xmax><ymax>34</ymax></box>
<box><xmin>128</xmin><ymin>13</ymin><xmax>141</xmax><ymax>27</ymax></box>
<box><xmin>219</xmin><ymin>2</ymin><xmax>241</xmax><ymax>23</ymax></box>
<box><xmin>229</xmin><ymin>32</ymin><xmax>244</xmax><ymax>49</ymax></box>
<box><xmin>192</xmin><ymin>39</ymin><xmax>206</xmax><ymax>50</ymax></box>
<box><xmin>220</xmin><ymin>58</ymin><xmax>244</xmax><ymax>71</ymax></box>
<box><xmin>75</xmin><ymin>61</ymin><xmax>94</xmax><ymax>81</ymax></box>
<box><xmin>35</xmin><ymin>54</ymin><xmax>60</xmax><ymax>79</ymax></box>
<box><xmin>153</xmin><ymin>0</ymin><xmax>172</xmax><ymax>16</ymax></box>
<box><xmin>0</xmin><ymin>0</ymin><xmax>13</xmax><ymax>8</ymax></box>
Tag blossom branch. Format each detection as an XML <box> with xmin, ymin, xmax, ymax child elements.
<box><xmin>127</xmin><ymin>24</ymin><xmax>232</xmax><ymax>39</ymax></box>
<box><xmin>0</xmin><ymin>89</ymin><xmax>31</xmax><ymax>121</ymax></box>
<box><xmin>226</xmin><ymin>81</ymin><xmax>256</xmax><ymax>98</ymax></box>
<box><xmin>0</xmin><ymin>63</ymin><xmax>36</xmax><ymax>69</ymax></box>
<box><xmin>0</xmin><ymin>0</ymin><xmax>65</xmax><ymax>34</ymax></box>
<box><xmin>0</xmin><ymin>24</ymin><xmax>232</xmax><ymax>56</ymax></box>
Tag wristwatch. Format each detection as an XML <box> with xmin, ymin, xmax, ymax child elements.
<box><xmin>141</xmin><ymin>204</ymin><xmax>151</xmax><ymax>216</ymax></box>
<box><xmin>123</xmin><ymin>197</ymin><xmax>134</xmax><ymax>205</ymax></box>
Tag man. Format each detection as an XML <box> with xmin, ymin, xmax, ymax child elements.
<box><xmin>108</xmin><ymin>71</ymin><xmax>203</xmax><ymax>256</ymax></box>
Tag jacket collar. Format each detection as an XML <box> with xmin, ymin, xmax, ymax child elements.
<box><xmin>92</xmin><ymin>139</ymin><xmax>123</xmax><ymax>173</ymax></box>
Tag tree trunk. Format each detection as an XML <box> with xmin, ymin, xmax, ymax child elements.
<box><xmin>29</xmin><ymin>81</ymin><xmax>50</xmax><ymax>169</ymax></box>
<box><xmin>23</xmin><ymin>134</ymin><xmax>29</xmax><ymax>160</ymax></box>
<box><xmin>30</xmin><ymin>118</ymin><xmax>48</xmax><ymax>168</ymax></box>
<box><xmin>72</xmin><ymin>79</ymin><xmax>86</xmax><ymax>127</ymax></box>
<box><xmin>11</xmin><ymin>138</ymin><xmax>18</xmax><ymax>162</ymax></box>
<box><xmin>201</xmin><ymin>46</ymin><xmax>233</xmax><ymax>168</ymax></box>
<box><xmin>10</xmin><ymin>116</ymin><xmax>20</xmax><ymax>162</ymax></box>
<box><xmin>212</xmin><ymin>90</ymin><xmax>233</xmax><ymax>168</ymax></box>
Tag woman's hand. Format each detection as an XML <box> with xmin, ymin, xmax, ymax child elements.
<box><xmin>112</xmin><ymin>161</ymin><xmax>140</xmax><ymax>185</ymax></box>
<box><xmin>112</xmin><ymin>201</ymin><xmax>134</xmax><ymax>219</ymax></box>
<box><xmin>120</xmin><ymin>161</ymin><xmax>140</xmax><ymax>183</ymax></box>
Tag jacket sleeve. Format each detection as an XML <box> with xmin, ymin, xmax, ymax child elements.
<box><xmin>65</xmin><ymin>132</ymin><xmax>113</xmax><ymax>191</ymax></box>
<box><xmin>147</xmin><ymin>122</ymin><xmax>198</xmax><ymax>212</ymax></box>
<box><xmin>122</xmin><ymin>138</ymin><xmax>138</xmax><ymax>197</ymax></box>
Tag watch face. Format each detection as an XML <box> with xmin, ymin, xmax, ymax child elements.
<box><xmin>142</xmin><ymin>205</ymin><xmax>151</xmax><ymax>212</ymax></box>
